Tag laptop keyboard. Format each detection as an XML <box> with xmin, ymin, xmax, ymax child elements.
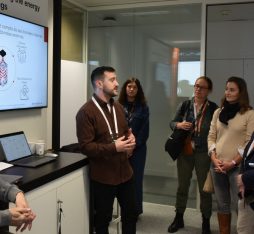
<box><xmin>18</xmin><ymin>156</ymin><xmax>42</xmax><ymax>164</ymax></box>
<box><xmin>14</xmin><ymin>155</ymin><xmax>56</xmax><ymax>167</ymax></box>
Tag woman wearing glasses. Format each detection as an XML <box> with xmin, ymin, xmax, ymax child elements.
<box><xmin>168</xmin><ymin>76</ymin><xmax>217</xmax><ymax>234</ymax></box>
<box><xmin>208</xmin><ymin>77</ymin><xmax>254</xmax><ymax>234</ymax></box>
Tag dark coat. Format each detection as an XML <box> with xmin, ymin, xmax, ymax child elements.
<box><xmin>240</xmin><ymin>132</ymin><xmax>254</xmax><ymax>190</ymax></box>
<box><xmin>170</xmin><ymin>98</ymin><xmax>218</xmax><ymax>152</ymax></box>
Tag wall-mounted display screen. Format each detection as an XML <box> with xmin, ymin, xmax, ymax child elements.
<box><xmin>0</xmin><ymin>13</ymin><xmax>48</xmax><ymax>111</ymax></box>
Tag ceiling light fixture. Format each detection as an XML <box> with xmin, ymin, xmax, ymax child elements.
<box><xmin>103</xmin><ymin>16</ymin><xmax>116</xmax><ymax>22</ymax></box>
<box><xmin>120</xmin><ymin>11</ymin><xmax>169</xmax><ymax>17</ymax></box>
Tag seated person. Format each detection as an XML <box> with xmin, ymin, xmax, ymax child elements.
<box><xmin>0</xmin><ymin>178</ymin><xmax>36</xmax><ymax>231</ymax></box>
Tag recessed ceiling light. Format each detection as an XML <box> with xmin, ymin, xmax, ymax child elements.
<box><xmin>103</xmin><ymin>16</ymin><xmax>116</xmax><ymax>22</ymax></box>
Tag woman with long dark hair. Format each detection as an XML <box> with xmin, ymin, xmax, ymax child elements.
<box><xmin>119</xmin><ymin>77</ymin><xmax>149</xmax><ymax>216</ymax></box>
<box><xmin>208</xmin><ymin>76</ymin><xmax>254</xmax><ymax>233</ymax></box>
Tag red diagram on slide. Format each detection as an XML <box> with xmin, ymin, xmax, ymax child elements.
<box><xmin>0</xmin><ymin>47</ymin><xmax>16</xmax><ymax>91</ymax></box>
<box><xmin>0</xmin><ymin>49</ymin><xmax>8</xmax><ymax>87</ymax></box>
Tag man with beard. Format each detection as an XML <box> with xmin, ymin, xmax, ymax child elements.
<box><xmin>76</xmin><ymin>66</ymin><xmax>137</xmax><ymax>234</ymax></box>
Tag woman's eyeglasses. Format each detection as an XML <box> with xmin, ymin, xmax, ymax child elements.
<box><xmin>194</xmin><ymin>84</ymin><xmax>209</xmax><ymax>90</ymax></box>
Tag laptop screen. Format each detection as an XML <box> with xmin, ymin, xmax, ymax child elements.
<box><xmin>0</xmin><ymin>132</ymin><xmax>32</xmax><ymax>162</ymax></box>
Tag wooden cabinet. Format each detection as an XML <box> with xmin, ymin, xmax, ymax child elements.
<box><xmin>9</xmin><ymin>167</ymin><xmax>89</xmax><ymax>234</ymax></box>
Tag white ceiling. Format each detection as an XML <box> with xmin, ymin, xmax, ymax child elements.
<box><xmin>63</xmin><ymin>1</ymin><xmax>254</xmax><ymax>49</ymax></box>
<box><xmin>65</xmin><ymin>0</ymin><xmax>254</xmax><ymax>22</ymax></box>
<box><xmin>63</xmin><ymin>1</ymin><xmax>202</xmax><ymax>49</ymax></box>
<box><xmin>68</xmin><ymin>0</ymin><xmax>177</xmax><ymax>8</ymax></box>
<box><xmin>87</xmin><ymin>4</ymin><xmax>201</xmax><ymax>27</ymax></box>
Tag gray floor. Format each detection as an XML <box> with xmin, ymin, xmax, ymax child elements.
<box><xmin>109</xmin><ymin>174</ymin><xmax>237</xmax><ymax>233</ymax></box>
<box><xmin>110</xmin><ymin>202</ymin><xmax>237</xmax><ymax>234</ymax></box>
<box><xmin>143</xmin><ymin>175</ymin><xmax>197</xmax><ymax>207</ymax></box>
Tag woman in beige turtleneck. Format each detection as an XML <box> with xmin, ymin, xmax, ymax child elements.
<box><xmin>208</xmin><ymin>76</ymin><xmax>254</xmax><ymax>234</ymax></box>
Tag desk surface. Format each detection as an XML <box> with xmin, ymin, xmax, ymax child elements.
<box><xmin>0</xmin><ymin>152</ymin><xmax>88</xmax><ymax>192</ymax></box>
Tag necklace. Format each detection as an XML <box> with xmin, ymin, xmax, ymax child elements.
<box><xmin>125</xmin><ymin>102</ymin><xmax>135</xmax><ymax>123</ymax></box>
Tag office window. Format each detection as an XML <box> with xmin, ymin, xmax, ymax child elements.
<box><xmin>178</xmin><ymin>61</ymin><xmax>201</xmax><ymax>97</ymax></box>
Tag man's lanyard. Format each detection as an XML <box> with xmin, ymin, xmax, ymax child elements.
<box><xmin>92</xmin><ymin>96</ymin><xmax>118</xmax><ymax>141</ymax></box>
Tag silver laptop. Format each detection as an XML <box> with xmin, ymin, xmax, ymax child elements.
<box><xmin>0</xmin><ymin>131</ymin><xmax>56</xmax><ymax>168</ymax></box>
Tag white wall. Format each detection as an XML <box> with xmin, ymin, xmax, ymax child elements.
<box><xmin>60</xmin><ymin>60</ymin><xmax>87</xmax><ymax>147</ymax></box>
<box><xmin>207</xmin><ymin>21</ymin><xmax>254</xmax><ymax>59</ymax></box>
<box><xmin>206</xmin><ymin>17</ymin><xmax>254</xmax><ymax>107</ymax></box>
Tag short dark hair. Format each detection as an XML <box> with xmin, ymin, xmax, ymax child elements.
<box><xmin>221</xmin><ymin>76</ymin><xmax>251</xmax><ymax>113</ymax></box>
<box><xmin>91</xmin><ymin>66</ymin><xmax>115</xmax><ymax>88</ymax></box>
<box><xmin>195</xmin><ymin>76</ymin><xmax>213</xmax><ymax>91</ymax></box>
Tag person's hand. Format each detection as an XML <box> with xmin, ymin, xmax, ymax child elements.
<box><xmin>177</xmin><ymin>121</ymin><xmax>193</xmax><ymax>131</ymax></box>
<box><xmin>15</xmin><ymin>192</ymin><xmax>29</xmax><ymax>208</ymax></box>
<box><xmin>219</xmin><ymin>160</ymin><xmax>236</xmax><ymax>172</ymax></box>
<box><xmin>127</xmin><ymin>128</ymin><xmax>135</xmax><ymax>144</ymax></box>
<box><xmin>126</xmin><ymin>129</ymin><xmax>136</xmax><ymax>157</ymax></box>
<box><xmin>9</xmin><ymin>207</ymin><xmax>35</xmax><ymax>232</ymax></box>
<box><xmin>17</xmin><ymin>210</ymin><xmax>36</xmax><ymax>232</ymax></box>
<box><xmin>211</xmin><ymin>153</ymin><xmax>225</xmax><ymax>174</ymax></box>
<box><xmin>237</xmin><ymin>174</ymin><xmax>245</xmax><ymax>199</ymax></box>
<box><xmin>115</xmin><ymin>135</ymin><xmax>136</xmax><ymax>154</ymax></box>
<box><xmin>15</xmin><ymin>192</ymin><xmax>36</xmax><ymax>231</ymax></box>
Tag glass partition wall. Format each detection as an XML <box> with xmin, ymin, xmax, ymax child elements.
<box><xmin>87</xmin><ymin>3</ymin><xmax>202</xmax><ymax>208</ymax></box>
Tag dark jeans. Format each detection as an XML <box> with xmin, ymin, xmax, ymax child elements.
<box><xmin>91</xmin><ymin>177</ymin><xmax>137</xmax><ymax>234</ymax></box>
<box><xmin>211</xmin><ymin>166</ymin><xmax>239</xmax><ymax>213</ymax></box>
<box><xmin>129</xmin><ymin>145</ymin><xmax>147</xmax><ymax>214</ymax></box>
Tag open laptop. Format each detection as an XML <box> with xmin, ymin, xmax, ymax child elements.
<box><xmin>0</xmin><ymin>131</ymin><xmax>56</xmax><ymax>168</ymax></box>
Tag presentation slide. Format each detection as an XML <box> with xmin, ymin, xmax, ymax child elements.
<box><xmin>0</xmin><ymin>13</ymin><xmax>48</xmax><ymax>111</ymax></box>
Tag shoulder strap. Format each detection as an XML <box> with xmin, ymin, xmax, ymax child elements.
<box><xmin>180</xmin><ymin>100</ymin><xmax>191</xmax><ymax>119</ymax></box>
<box><xmin>180</xmin><ymin>100</ymin><xmax>189</xmax><ymax>114</ymax></box>
<box><xmin>208</xmin><ymin>101</ymin><xmax>218</xmax><ymax>114</ymax></box>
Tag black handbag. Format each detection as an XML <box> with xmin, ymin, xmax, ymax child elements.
<box><xmin>165</xmin><ymin>100</ymin><xmax>191</xmax><ymax>160</ymax></box>
<box><xmin>164</xmin><ymin>129</ymin><xmax>189</xmax><ymax>161</ymax></box>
